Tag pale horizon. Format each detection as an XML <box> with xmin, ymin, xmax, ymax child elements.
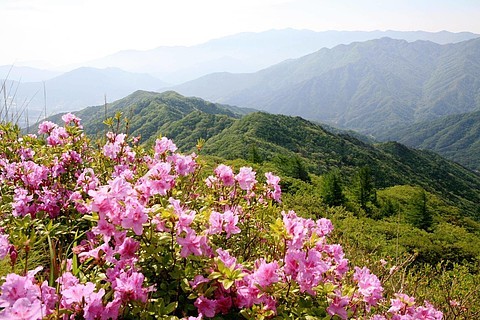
<box><xmin>1</xmin><ymin>0</ymin><xmax>479</xmax><ymax>68</ymax></box>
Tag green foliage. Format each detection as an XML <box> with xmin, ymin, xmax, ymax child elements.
<box><xmin>320</xmin><ymin>169</ymin><xmax>345</xmax><ymax>207</ymax></box>
<box><xmin>382</xmin><ymin>110</ymin><xmax>480</xmax><ymax>171</ymax></box>
<box><xmin>353</xmin><ymin>166</ymin><xmax>376</xmax><ymax>212</ymax></box>
<box><xmin>407</xmin><ymin>189</ymin><xmax>433</xmax><ymax>231</ymax></box>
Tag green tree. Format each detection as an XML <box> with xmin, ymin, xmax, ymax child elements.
<box><xmin>273</xmin><ymin>155</ymin><xmax>310</xmax><ymax>182</ymax></box>
<box><xmin>248</xmin><ymin>144</ymin><xmax>263</xmax><ymax>164</ymax></box>
<box><xmin>321</xmin><ymin>169</ymin><xmax>345</xmax><ymax>207</ymax></box>
<box><xmin>408</xmin><ymin>189</ymin><xmax>433</xmax><ymax>231</ymax></box>
<box><xmin>353</xmin><ymin>166</ymin><xmax>376</xmax><ymax>212</ymax></box>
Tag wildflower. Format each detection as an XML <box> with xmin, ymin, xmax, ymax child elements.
<box><xmin>252</xmin><ymin>259</ymin><xmax>279</xmax><ymax>288</ymax></box>
<box><xmin>215</xmin><ymin>164</ymin><xmax>235</xmax><ymax>186</ymax></box>
<box><xmin>235</xmin><ymin>167</ymin><xmax>257</xmax><ymax>191</ymax></box>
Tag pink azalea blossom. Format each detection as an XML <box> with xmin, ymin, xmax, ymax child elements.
<box><xmin>177</xmin><ymin>229</ymin><xmax>203</xmax><ymax>257</ymax></box>
<box><xmin>194</xmin><ymin>296</ymin><xmax>216</xmax><ymax>318</ymax></box>
<box><xmin>327</xmin><ymin>290</ymin><xmax>350</xmax><ymax>320</ymax></box>
<box><xmin>142</xmin><ymin>162</ymin><xmax>175</xmax><ymax>196</ymax></box>
<box><xmin>222</xmin><ymin>210</ymin><xmax>241</xmax><ymax>238</ymax></box>
<box><xmin>61</xmin><ymin>282</ymin><xmax>96</xmax><ymax>306</ymax></box>
<box><xmin>62</xmin><ymin>112</ymin><xmax>81</xmax><ymax>126</ymax></box>
<box><xmin>154</xmin><ymin>137</ymin><xmax>177</xmax><ymax>158</ymax></box>
<box><xmin>83</xmin><ymin>288</ymin><xmax>106</xmax><ymax>320</ymax></box>
<box><xmin>38</xmin><ymin>121</ymin><xmax>57</xmax><ymax>134</ymax></box>
<box><xmin>252</xmin><ymin>259</ymin><xmax>279</xmax><ymax>288</ymax></box>
<box><xmin>0</xmin><ymin>234</ymin><xmax>10</xmax><ymax>260</ymax></box>
<box><xmin>216</xmin><ymin>248</ymin><xmax>241</xmax><ymax>270</ymax></box>
<box><xmin>208</xmin><ymin>211</ymin><xmax>223</xmax><ymax>235</ymax></box>
<box><xmin>46</xmin><ymin>126</ymin><xmax>69</xmax><ymax>146</ymax></box>
<box><xmin>114</xmin><ymin>271</ymin><xmax>147</xmax><ymax>303</ymax></box>
<box><xmin>265</xmin><ymin>172</ymin><xmax>281</xmax><ymax>202</ymax></box>
<box><xmin>171</xmin><ymin>153</ymin><xmax>197</xmax><ymax>176</ymax></box>
<box><xmin>215</xmin><ymin>164</ymin><xmax>235</xmax><ymax>186</ymax></box>
<box><xmin>354</xmin><ymin>266</ymin><xmax>384</xmax><ymax>308</ymax></box>
<box><xmin>121</xmin><ymin>197</ymin><xmax>148</xmax><ymax>235</ymax></box>
<box><xmin>0</xmin><ymin>297</ymin><xmax>43</xmax><ymax>320</ymax></box>
<box><xmin>235</xmin><ymin>167</ymin><xmax>257</xmax><ymax>191</ymax></box>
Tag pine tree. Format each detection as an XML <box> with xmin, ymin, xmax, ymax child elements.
<box><xmin>321</xmin><ymin>169</ymin><xmax>345</xmax><ymax>207</ymax></box>
<box><xmin>354</xmin><ymin>166</ymin><xmax>375</xmax><ymax>212</ymax></box>
<box><xmin>408</xmin><ymin>189</ymin><xmax>433</xmax><ymax>231</ymax></box>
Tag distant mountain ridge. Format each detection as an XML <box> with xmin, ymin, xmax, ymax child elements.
<box><xmin>170</xmin><ymin>37</ymin><xmax>480</xmax><ymax>136</ymax></box>
<box><xmin>1</xmin><ymin>67</ymin><xmax>168</xmax><ymax>126</ymax></box>
<box><xmin>85</xmin><ymin>29</ymin><xmax>479</xmax><ymax>83</ymax></box>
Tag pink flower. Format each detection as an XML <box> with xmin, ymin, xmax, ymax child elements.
<box><xmin>190</xmin><ymin>275</ymin><xmax>210</xmax><ymax>290</ymax></box>
<box><xmin>40</xmin><ymin>281</ymin><xmax>58</xmax><ymax>314</ymax></box>
<box><xmin>142</xmin><ymin>162</ymin><xmax>175</xmax><ymax>196</ymax></box>
<box><xmin>208</xmin><ymin>211</ymin><xmax>223</xmax><ymax>235</ymax></box>
<box><xmin>0</xmin><ymin>273</ymin><xmax>40</xmax><ymax>307</ymax></box>
<box><xmin>61</xmin><ymin>113</ymin><xmax>81</xmax><ymax>126</ymax></box>
<box><xmin>215</xmin><ymin>164</ymin><xmax>235</xmax><ymax>186</ymax></box>
<box><xmin>61</xmin><ymin>282</ymin><xmax>96</xmax><ymax>306</ymax></box>
<box><xmin>117</xmin><ymin>237</ymin><xmax>140</xmax><ymax>260</ymax></box>
<box><xmin>171</xmin><ymin>154</ymin><xmax>196</xmax><ymax>176</ymax></box>
<box><xmin>235</xmin><ymin>167</ymin><xmax>257</xmax><ymax>191</ymax></box>
<box><xmin>38</xmin><ymin>121</ymin><xmax>57</xmax><ymax>134</ymax></box>
<box><xmin>177</xmin><ymin>229</ymin><xmax>203</xmax><ymax>257</ymax></box>
<box><xmin>205</xmin><ymin>175</ymin><xmax>217</xmax><ymax>188</ymax></box>
<box><xmin>354</xmin><ymin>266</ymin><xmax>383</xmax><ymax>307</ymax></box>
<box><xmin>222</xmin><ymin>210</ymin><xmax>241</xmax><ymax>238</ymax></box>
<box><xmin>327</xmin><ymin>290</ymin><xmax>350</xmax><ymax>320</ymax></box>
<box><xmin>83</xmin><ymin>288</ymin><xmax>105</xmax><ymax>320</ymax></box>
<box><xmin>46</xmin><ymin>126</ymin><xmax>69</xmax><ymax>146</ymax></box>
<box><xmin>121</xmin><ymin>197</ymin><xmax>148</xmax><ymax>235</ymax></box>
<box><xmin>154</xmin><ymin>137</ymin><xmax>177</xmax><ymax>158</ymax></box>
<box><xmin>0</xmin><ymin>234</ymin><xmax>10</xmax><ymax>259</ymax></box>
<box><xmin>216</xmin><ymin>248</ymin><xmax>241</xmax><ymax>270</ymax></box>
<box><xmin>194</xmin><ymin>296</ymin><xmax>217</xmax><ymax>318</ymax></box>
<box><xmin>115</xmin><ymin>271</ymin><xmax>147</xmax><ymax>303</ymax></box>
<box><xmin>265</xmin><ymin>172</ymin><xmax>281</xmax><ymax>202</ymax></box>
<box><xmin>252</xmin><ymin>259</ymin><xmax>279</xmax><ymax>288</ymax></box>
<box><xmin>12</xmin><ymin>188</ymin><xmax>34</xmax><ymax>217</ymax></box>
<box><xmin>56</xmin><ymin>272</ymin><xmax>79</xmax><ymax>289</ymax></box>
<box><xmin>103</xmin><ymin>133</ymin><xmax>127</xmax><ymax>159</ymax></box>
<box><xmin>388</xmin><ymin>293</ymin><xmax>415</xmax><ymax>313</ymax></box>
<box><xmin>315</xmin><ymin>218</ymin><xmax>334</xmax><ymax>236</ymax></box>
<box><xmin>0</xmin><ymin>297</ymin><xmax>43</xmax><ymax>320</ymax></box>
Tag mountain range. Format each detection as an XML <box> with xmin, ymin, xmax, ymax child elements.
<box><xmin>170</xmin><ymin>37</ymin><xmax>480</xmax><ymax>137</ymax></box>
<box><xmin>34</xmin><ymin>91</ymin><xmax>480</xmax><ymax>219</ymax></box>
<box><xmin>85</xmin><ymin>29</ymin><xmax>479</xmax><ymax>84</ymax></box>
<box><xmin>1</xmin><ymin>67</ymin><xmax>168</xmax><ymax>126</ymax></box>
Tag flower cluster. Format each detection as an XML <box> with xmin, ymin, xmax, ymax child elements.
<box><xmin>0</xmin><ymin>115</ymin><xmax>443</xmax><ymax>319</ymax></box>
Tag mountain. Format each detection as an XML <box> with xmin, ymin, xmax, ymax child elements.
<box><xmin>170</xmin><ymin>37</ymin><xmax>480</xmax><ymax>136</ymax></box>
<box><xmin>1</xmin><ymin>67</ymin><xmax>169</xmax><ymax>126</ymax></box>
<box><xmin>36</xmin><ymin>91</ymin><xmax>480</xmax><ymax>219</ymax></box>
<box><xmin>34</xmin><ymin>90</ymin><xmax>253</xmax><ymax>148</ymax></box>
<box><xmin>381</xmin><ymin>110</ymin><xmax>480</xmax><ymax>172</ymax></box>
<box><xmin>0</xmin><ymin>65</ymin><xmax>60</xmax><ymax>82</ymax></box>
<box><xmin>86</xmin><ymin>29</ymin><xmax>479</xmax><ymax>84</ymax></box>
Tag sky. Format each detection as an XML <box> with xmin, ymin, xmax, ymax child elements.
<box><xmin>0</xmin><ymin>0</ymin><xmax>479</xmax><ymax>68</ymax></box>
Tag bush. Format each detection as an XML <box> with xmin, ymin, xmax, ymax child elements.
<box><xmin>0</xmin><ymin>116</ymin><xmax>442</xmax><ymax>319</ymax></box>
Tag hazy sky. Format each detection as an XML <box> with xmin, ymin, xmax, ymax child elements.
<box><xmin>1</xmin><ymin>0</ymin><xmax>479</xmax><ymax>68</ymax></box>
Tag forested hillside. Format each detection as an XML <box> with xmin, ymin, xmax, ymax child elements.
<box><xmin>382</xmin><ymin>110</ymin><xmax>480</xmax><ymax>172</ymax></box>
